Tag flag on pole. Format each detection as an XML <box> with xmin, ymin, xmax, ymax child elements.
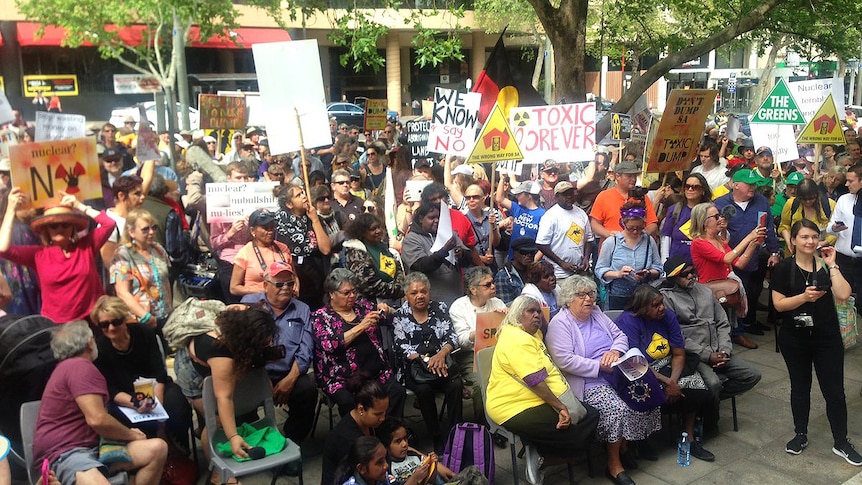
<box><xmin>472</xmin><ymin>29</ymin><xmax>546</xmax><ymax>124</ymax></box>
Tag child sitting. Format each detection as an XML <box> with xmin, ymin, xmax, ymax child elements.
<box><xmin>378</xmin><ymin>418</ymin><xmax>455</xmax><ymax>485</ymax></box>
<box><xmin>337</xmin><ymin>436</ymin><xmax>396</xmax><ymax>485</ymax></box>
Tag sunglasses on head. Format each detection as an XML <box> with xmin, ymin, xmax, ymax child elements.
<box><xmin>98</xmin><ymin>317</ymin><xmax>125</xmax><ymax>329</ymax></box>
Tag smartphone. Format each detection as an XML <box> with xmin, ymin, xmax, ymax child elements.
<box><xmin>42</xmin><ymin>458</ymin><xmax>50</xmax><ymax>485</ymax></box>
<box><xmin>835</xmin><ymin>221</ymin><xmax>845</xmax><ymax>227</ymax></box>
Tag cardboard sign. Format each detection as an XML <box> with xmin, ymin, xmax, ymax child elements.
<box><xmin>788</xmin><ymin>78</ymin><xmax>845</xmax><ymax>122</ymax></box>
<box><xmin>796</xmin><ymin>94</ymin><xmax>846</xmax><ymax>144</ymax></box>
<box><xmin>610</xmin><ymin>113</ymin><xmax>632</xmax><ymax>141</ymax></box>
<box><xmin>646</xmin><ymin>89</ymin><xmax>717</xmax><ymax>173</ymax></box>
<box><xmin>405</xmin><ymin>119</ymin><xmax>435</xmax><ymax>168</ymax></box>
<box><xmin>474</xmin><ymin>311</ymin><xmax>505</xmax><ymax>365</ymax></box>
<box><xmin>466</xmin><ymin>104</ymin><xmax>524</xmax><ymax>164</ymax></box>
<box><xmin>364</xmin><ymin>99</ymin><xmax>388</xmax><ymax>131</ymax></box>
<box><xmin>750</xmin><ymin>79</ymin><xmax>804</xmax><ymax>124</ymax></box>
<box><xmin>0</xmin><ymin>92</ymin><xmax>13</xmax><ymax>126</ymax></box>
<box><xmin>34</xmin><ymin>112</ymin><xmax>86</xmax><ymax>141</ymax></box>
<box><xmin>427</xmin><ymin>87</ymin><xmax>480</xmax><ymax>157</ymax></box>
<box><xmin>252</xmin><ymin>40</ymin><xmax>331</xmax><ymax>155</ymax></box>
<box><xmin>113</xmin><ymin>74</ymin><xmax>161</xmax><ymax>94</ymax></box>
<box><xmin>628</xmin><ymin>94</ymin><xmax>651</xmax><ymax>139</ymax></box>
<box><xmin>0</xmin><ymin>129</ymin><xmax>19</xmax><ymax>159</ymax></box>
<box><xmin>205</xmin><ymin>182</ymin><xmax>280</xmax><ymax>223</ymax></box>
<box><xmin>509</xmin><ymin>103</ymin><xmax>595</xmax><ymax>163</ymax></box>
<box><xmin>750</xmin><ymin>123</ymin><xmax>798</xmax><ymax>163</ymax></box>
<box><xmin>199</xmin><ymin>94</ymin><xmax>248</xmax><ymax>130</ymax></box>
<box><xmin>23</xmin><ymin>75</ymin><xmax>79</xmax><ymax>97</ymax></box>
<box><xmin>9</xmin><ymin>138</ymin><xmax>100</xmax><ymax>207</ymax></box>
<box><xmin>135</xmin><ymin>106</ymin><xmax>161</xmax><ymax>162</ymax></box>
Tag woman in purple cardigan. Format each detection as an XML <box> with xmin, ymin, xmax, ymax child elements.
<box><xmin>546</xmin><ymin>275</ymin><xmax>660</xmax><ymax>485</ymax></box>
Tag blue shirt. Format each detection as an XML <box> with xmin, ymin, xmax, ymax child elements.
<box><xmin>594</xmin><ymin>232</ymin><xmax>662</xmax><ymax>295</ymax></box>
<box><xmin>714</xmin><ymin>192</ymin><xmax>779</xmax><ymax>271</ymax></box>
<box><xmin>509</xmin><ymin>202</ymin><xmax>545</xmax><ymax>257</ymax></box>
<box><xmin>241</xmin><ymin>293</ymin><xmax>314</xmax><ymax>378</ymax></box>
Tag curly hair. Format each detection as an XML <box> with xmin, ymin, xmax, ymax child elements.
<box><xmin>215</xmin><ymin>307</ymin><xmax>278</xmax><ymax>376</ymax></box>
<box><xmin>557</xmin><ymin>275</ymin><xmax>597</xmax><ymax>306</ymax></box>
<box><xmin>501</xmin><ymin>295</ymin><xmax>542</xmax><ymax>328</ymax></box>
<box><xmin>412</xmin><ymin>201</ymin><xmax>440</xmax><ymax>223</ymax></box>
<box><xmin>111</xmin><ymin>175</ymin><xmax>143</xmax><ymax>200</ymax></box>
<box><xmin>524</xmin><ymin>260</ymin><xmax>554</xmax><ymax>285</ymax></box>
<box><xmin>345</xmin><ymin>213</ymin><xmax>383</xmax><ymax>240</ymax></box>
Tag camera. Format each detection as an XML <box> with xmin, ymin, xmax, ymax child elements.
<box><xmin>793</xmin><ymin>313</ymin><xmax>814</xmax><ymax>328</ymax></box>
<box><xmin>629</xmin><ymin>186</ymin><xmax>649</xmax><ymax>200</ymax></box>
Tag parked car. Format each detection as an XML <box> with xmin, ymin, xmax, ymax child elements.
<box><xmin>326</xmin><ymin>102</ymin><xmax>365</xmax><ymax>127</ymax></box>
<box><xmin>109</xmin><ymin>102</ymin><xmax>200</xmax><ymax>131</ymax></box>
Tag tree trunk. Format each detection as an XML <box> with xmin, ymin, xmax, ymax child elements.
<box><xmin>594</xmin><ymin>0</ymin><xmax>788</xmax><ymax>139</ymax></box>
<box><xmin>174</xmin><ymin>12</ymin><xmax>191</xmax><ymax>131</ymax></box>
<box><xmin>532</xmin><ymin>42</ymin><xmax>543</xmax><ymax>90</ymax></box>
<box><xmin>526</xmin><ymin>0</ymin><xmax>589</xmax><ymax>102</ymax></box>
<box><xmin>749</xmin><ymin>38</ymin><xmax>785</xmax><ymax>115</ymax></box>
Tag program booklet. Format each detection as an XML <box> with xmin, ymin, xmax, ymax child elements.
<box><xmin>611</xmin><ymin>348</ymin><xmax>650</xmax><ymax>381</ymax></box>
<box><xmin>118</xmin><ymin>377</ymin><xmax>169</xmax><ymax>423</ymax></box>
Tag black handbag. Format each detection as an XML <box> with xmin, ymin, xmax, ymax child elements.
<box><xmin>407</xmin><ymin>324</ymin><xmax>455</xmax><ymax>383</ymax></box>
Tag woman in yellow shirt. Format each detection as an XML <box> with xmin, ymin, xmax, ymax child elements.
<box><xmin>779</xmin><ymin>179</ymin><xmax>836</xmax><ymax>256</ymax></box>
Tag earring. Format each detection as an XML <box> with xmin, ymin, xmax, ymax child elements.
<box><xmin>360</xmin><ymin>412</ymin><xmax>364</xmax><ymax>416</ymax></box>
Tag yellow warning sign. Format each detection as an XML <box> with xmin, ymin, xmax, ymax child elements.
<box><xmin>466</xmin><ymin>103</ymin><xmax>524</xmax><ymax>164</ymax></box>
<box><xmin>796</xmin><ymin>93</ymin><xmax>846</xmax><ymax>144</ymax></box>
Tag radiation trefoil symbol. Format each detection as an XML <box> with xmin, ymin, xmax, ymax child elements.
<box><xmin>512</xmin><ymin>111</ymin><xmax>530</xmax><ymax>127</ymax></box>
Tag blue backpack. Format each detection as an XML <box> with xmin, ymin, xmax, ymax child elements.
<box><xmin>441</xmin><ymin>423</ymin><xmax>494</xmax><ymax>483</ymax></box>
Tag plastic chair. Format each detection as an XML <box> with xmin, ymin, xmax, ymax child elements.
<box><xmin>311</xmin><ymin>389</ymin><xmax>337</xmax><ymax>438</ymax></box>
<box><xmin>19</xmin><ymin>401</ymin><xmax>128</xmax><ymax>485</ymax></box>
<box><xmin>603</xmin><ymin>309</ymin><xmax>624</xmax><ymax>322</ymax></box>
<box><xmin>202</xmin><ymin>368</ymin><xmax>303</xmax><ymax>485</ymax></box>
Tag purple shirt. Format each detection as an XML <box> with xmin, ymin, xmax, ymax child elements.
<box><xmin>660</xmin><ymin>204</ymin><xmax>694</xmax><ymax>263</ymax></box>
<box><xmin>614</xmin><ymin>309</ymin><xmax>686</xmax><ymax>363</ymax></box>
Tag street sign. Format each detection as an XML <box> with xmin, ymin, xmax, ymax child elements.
<box><xmin>796</xmin><ymin>93</ymin><xmax>846</xmax><ymax>144</ymax></box>
<box><xmin>750</xmin><ymin>78</ymin><xmax>804</xmax><ymax>124</ymax></box>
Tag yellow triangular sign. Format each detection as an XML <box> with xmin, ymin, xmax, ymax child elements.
<box><xmin>796</xmin><ymin>93</ymin><xmax>846</xmax><ymax>144</ymax></box>
<box><xmin>466</xmin><ymin>103</ymin><xmax>524</xmax><ymax>164</ymax></box>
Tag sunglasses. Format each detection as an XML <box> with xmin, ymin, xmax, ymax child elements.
<box><xmin>332</xmin><ymin>180</ymin><xmax>350</xmax><ymax>185</ymax></box>
<box><xmin>707</xmin><ymin>213</ymin><xmax>722</xmax><ymax>221</ymax></box>
<box><xmin>47</xmin><ymin>222</ymin><xmax>72</xmax><ymax>230</ymax></box>
<box><xmin>138</xmin><ymin>224</ymin><xmax>158</xmax><ymax>233</ymax></box>
<box><xmin>315</xmin><ymin>196</ymin><xmax>331</xmax><ymax>202</ymax></box>
<box><xmin>476</xmin><ymin>281</ymin><xmax>495</xmax><ymax>288</ymax></box>
<box><xmin>624</xmin><ymin>225</ymin><xmax>645</xmax><ymax>232</ymax></box>
<box><xmin>464</xmin><ymin>194</ymin><xmax>484</xmax><ymax>201</ymax></box>
<box><xmin>684</xmin><ymin>184</ymin><xmax>702</xmax><ymax>191</ymax></box>
<box><xmin>517</xmin><ymin>250</ymin><xmax>537</xmax><ymax>257</ymax></box>
<box><xmin>543</xmin><ymin>169</ymin><xmax>559</xmax><ymax>175</ymax></box>
<box><xmin>362</xmin><ymin>206</ymin><xmax>376</xmax><ymax>212</ymax></box>
<box><xmin>98</xmin><ymin>317</ymin><xmax>125</xmax><ymax>329</ymax></box>
<box><xmin>268</xmin><ymin>280</ymin><xmax>296</xmax><ymax>289</ymax></box>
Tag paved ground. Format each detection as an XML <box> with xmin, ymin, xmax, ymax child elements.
<box><xmin>191</xmin><ymin>306</ymin><xmax>862</xmax><ymax>485</ymax></box>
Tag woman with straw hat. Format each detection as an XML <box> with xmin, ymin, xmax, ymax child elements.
<box><xmin>0</xmin><ymin>188</ymin><xmax>116</xmax><ymax>323</ymax></box>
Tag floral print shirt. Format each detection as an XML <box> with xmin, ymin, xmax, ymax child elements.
<box><xmin>312</xmin><ymin>298</ymin><xmax>394</xmax><ymax>395</ymax></box>
<box><xmin>392</xmin><ymin>300</ymin><xmax>459</xmax><ymax>376</ymax></box>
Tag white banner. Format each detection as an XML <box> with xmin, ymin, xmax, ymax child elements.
<box><xmin>750</xmin><ymin>123</ymin><xmax>799</xmax><ymax>163</ymax></box>
<box><xmin>427</xmin><ymin>87</ymin><xmax>480</xmax><ymax>157</ymax></box>
<box><xmin>509</xmin><ymin>103</ymin><xmax>596</xmax><ymax>163</ymax></box>
<box><xmin>113</xmin><ymin>74</ymin><xmax>161</xmax><ymax>94</ymax></box>
<box><xmin>0</xmin><ymin>92</ymin><xmax>14</xmax><ymax>126</ymax></box>
<box><xmin>788</xmin><ymin>78</ymin><xmax>845</xmax><ymax>122</ymax></box>
<box><xmin>253</xmin><ymin>40</ymin><xmax>331</xmax><ymax>155</ymax></box>
<box><xmin>34</xmin><ymin>112</ymin><xmax>86</xmax><ymax>141</ymax></box>
<box><xmin>205</xmin><ymin>182</ymin><xmax>280</xmax><ymax>223</ymax></box>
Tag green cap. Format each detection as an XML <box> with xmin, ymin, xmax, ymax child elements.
<box><xmin>785</xmin><ymin>171</ymin><xmax>804</xmax><ymax>186</ymax></box>
<box><xmin>732</xmin><ymin>169</ymin><xmax>760</xmax><ymax>185</ymax></box>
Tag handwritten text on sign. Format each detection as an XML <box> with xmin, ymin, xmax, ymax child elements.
<box><xmin>407</xmin><ymin>119</ymin><xmax>435</xmax><ymax>168</ymax></box>
<box><xmin>9</xmin><ymin>137</ymin><xmax>101</xmax><ymax>208</ymax></box>
<box><xmin>427</xmin><ymin>88</ymin><xmax>480</xmax><ymax>157</ymax></box>
<box><xmin>206</xmin><ymin>182</ymin><xmax>280</xmax><ymax>223</ymax></box>
<box><xmin>34</xmin><ymin>111</ymin><xmax>86</xmax><ymax>141</ymax></box>
<box><xmin>646</xmin><ymin>89</ymin><xmax>717</xmax><ymax>173</ymax></box>
<box><xmin>509</xmin><ymin>103</ymin><xmax>596</xmax><ymax>163</ymax></box>
<box><xmin>199</xmin><ymin>95</ymin><xmax>248</xmax><ymax>130</ymax></box>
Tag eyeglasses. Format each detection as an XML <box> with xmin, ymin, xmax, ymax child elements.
<box><xmin>332</xmin><ymin>180</ymin><xmax>350</xmax><ymax>185</ymax></box>
<box><xmin>707</xmin><ymin>213</ymin><xmax>721</xmax><ymax>221</ymax></box>
<box><xmin>336</xmin><ymin>288</ymin><xmax>357</xmax><ymax>297</ymax></box>
<box><xmin>574</xmin><ymin>290</ymin><xmax>598</xmax><ymax>300</ymax></box>
<box><xmin>476</xmin><ymin>281</ymin><xmax>495</xmax><ymax>288</ymax></box>
<box><xmin>517</xmin><ymin>250</ymin><xmax>537</xmax><ymax>257</ymax></box>
<box><xmin>267</xmin><ymin>279</ymin><xmax>296</xmax><ymax>289</ymax></box>
<box><xmin>138</xmin><ymin>224</ymin><xmax>158</xmax><ymax>233</ymax></box>
<box><xmin>315</xmin><ymin>196</ymin><xmax>331</xmax><ymax>202</ymax></box>
<box><xmin>362</xmin><ymin>206</ymin><xmax>376</xmax><ymax>212</ymax></box>
<box><xmin>464</xmin><ymin>194</ymin><xmax>483</xmax><ymax>201</ymax></box>
<box><xmin>98</xmin><ymin>317</ymin><xmax>125</xmax><ymax>329</ymax></box>
<box><xmin>624</xmin><ymin>225</ymin><xmax>645</xmax><ymax>232</ymax></box>
<box><xmin>684</xmin><ymin>184</ymin><xmax>703</xmax><ymax>191</ymax></box>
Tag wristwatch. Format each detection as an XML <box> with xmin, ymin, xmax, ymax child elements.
<box><xmin>829</xmin><ymin>265</ymin><xmax>840</xmax><ymax>270</ymax></box>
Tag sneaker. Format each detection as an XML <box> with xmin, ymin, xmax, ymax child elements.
<box><xmin>833</xmin><ymin>441</ymin><xmax>862</xmax><ymax>466</ymax></box>
<box><xmin>524</xmin><ymin>444</ymin><xmax>545</xmax><ymax>485</ymax></box>
<box><xmin>786</xmin><ymin>433</ymin><xmax>808</xmax><ymax>455</ymax></box>
<box><xmin>690</xmin><ymin>440</ymin><xmax>715</xmax><ymax>462</ymax></box>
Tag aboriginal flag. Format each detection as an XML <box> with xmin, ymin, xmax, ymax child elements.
<box><xmin>472</xmin><ymin>31</ymin><xmax>546</xmax><ymax>123</ymax></box>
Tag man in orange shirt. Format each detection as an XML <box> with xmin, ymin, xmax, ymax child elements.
<box><xmin>589</xmin><ymin>161</ymin><xmax>658</xmax><ymax>244</ymax></box>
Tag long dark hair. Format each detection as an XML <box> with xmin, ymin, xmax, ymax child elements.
<box><xmin>334</xmin><ymin>436</ymin><xmax>385</xmax><ymax>485</ymax></box>
<box><xmin>625</xmin><ymin>285</ymin><xmax>663</xmax><ymax>318</ymax></box>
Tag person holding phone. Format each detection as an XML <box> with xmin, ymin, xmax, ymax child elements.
<box><xmin>771</xmin><ymin>220</ymin><xmax>862</xmax><ymax>465</ymax></box>
<box><xmin>827</xmin><ymin>164</ymin><xmax>862</xmax><ymax>313</ymax></box>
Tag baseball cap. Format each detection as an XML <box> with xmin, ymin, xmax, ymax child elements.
<box><xmin>248</xmin><ymin>209</ymin><xmax>276</xmax><ymax>227</ymax></box>
<box><xmin>554</xmin><ymin>181</ymin><xmax>575</xmax><ymax>194</ymax></box>
<box><xmin>732</xmin><ymin>169</ymin><xmax>760</xmax><ymax>185</ymax></box>
<box><xmin>614</xmin><ymin>161</ymin><xmax>640</xmax><ymax>174</ymax></box>
<box><xmin>664</xmin><ymin>256</ymin><xmax>694</xmax><ymax>278</ymax></box>
<box><xmin>264</xmin><ymin>261</ymin><xmax>295</xmax><ymax>279</ymax></box>
<box><xmin>451</xmin><ymin>165</ymin><xmax>474</xmax><ymax>177</ymax></box>
<box><xmin>785</xmin><ymin>171</ymin><xmax>804</xmax><ymax>186</ymax></box>
<box><xmin>541</xmin><ymin>160</ymin><xmax>559</xmax><ymax>172</ymax></box>
<box><xmin>756</xmin><ymin>146</ymin><xmax>773</xmax><ymax>157</ymax></box>
<box><xmin>203</xmin><ymin>135</ymin><xmax>217</xmax><ymax>143</ymax></box>
<box><xmin>101</xmin><ymin>147</ymin><xmax>121</xmax><ymax>161</ymax></box>
<box><xmin>510</xmin><ymin>237</ymin><xmax>538</xmax><ymax>254</ymax></box>
<box><xmin>510</xmin><ymin>181</ymin><xmax>540</xmax><ymax>195</ymax></box>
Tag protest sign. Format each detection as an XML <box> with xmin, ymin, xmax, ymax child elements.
<box><xmin>9</xmin><ymin>138</ymin><xmax>100</xmax><ymax>207</ymax></box>
<box><xmin>34</xmin><ymin>112</ymin><xmax>86</xmax><ymax>141</ymax></box>
<box><xmin>113</xmin><ymin>74</ymin><xmax>161</xmax><ymax>95</ymax></box>
<box><xmin>750</xmin><ymin>123</ymin><xmax>798</xmax><ymax>163</ymax></box>
<box><xmin>199</xmin><ymin>94</ymin><xmax>248</xmax><ymax>130</ymax></box>
<box><xmin>427</xmin><ymin>87</ymin><xmax>480</xmax><ymax>157</ymax></box>
<box><xmin>205</xmin><ymin>182</ymin><xmax>280</xmax><ymax>223</ymax></box>
<box><xmin>645</xmin><ymin>89</ymin><xmax>717</xmax><ymax>173</ymax></box>
<box><xmin>135</xmin><ymin>106</ymin><xmax>161</xmax><ymax>162</ymax></box>
<box><xmin>253</xmin><ymin>40</ymin><xmax>330</xmax><ymax>154</ymax></box>
<box><xmin>796</xmin><ymin>94</ymin><xmax>845</xmax><ymax>144</ymax></box>
<box><xmin>628</xmin><ymin>94</ymin><xmax>651</xmax><ymax>139</ymax></box>
<box><xmin>474</xmin><ymin>311</ymin><xmax>505</xmax><ymax>368</ymax></box>
<box><xmin>788</xmin><ymin>78</ymin><xmax>845</xmax><ymax>122</ymax></box>
<box><xmin>0</xmin><ymin>92</ymin><xmax>13</xmax><ymax>126</ymax></box>
<box><xmin>364</xmin><ymin>99</ymin><xmax>388</xmax><ymax>131</ymax></box>
<box><xmin>0</xmin><ymin>130</ymin><xmax>18</xmax><ymax>159</ymax></box>
<box><xmin>466</xmin><ymin>104</ymin><xmax>524</xmax><ymax>164</ymax></box>
<box><xmin>750</xmin><ymin>79</ymin><xmax>803</xmax><ymax>124</ymax></box>
<box><xmin>509</xmin><ymin>103</ymin><xmax>595</xmax><ymax>163</ymax></box>
<box><xmin>405</xmin><ymin>119</ymin><xmax>435</xmax><ymax>168</ymax></box>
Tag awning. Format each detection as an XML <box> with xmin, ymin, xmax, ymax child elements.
<box><xmin>17</xmin><ymin>22</ymin><xmax>289</xmax><ymax>48</ymax></box>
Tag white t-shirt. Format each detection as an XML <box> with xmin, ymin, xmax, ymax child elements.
<box><xmin>535</xmin><ymin>204</ymin><xmax>594</xmax><ymax>278</ymax></box>
<box><xmin>691</xmin><ymin>158</ymin><xmax>729</xmax><ymax>192</ymax></box>
<box><xmin>106</xmin><ymin>209</ymin><xmax>125</xmax><ymax>244</ymax></box>
<box><xmin>449</xmin><ymin>295</ymin><xmax>507</xmax><ymax>349</ymax></box>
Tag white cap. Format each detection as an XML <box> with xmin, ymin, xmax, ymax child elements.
<box><xmin>510</xmin><ymin>180</ymin><xmax>541</xmax><ymax>195</ymax></box>
<box><xmin>451</xmin><ymin>164</ymin><xmax>474</xmax><ymax>177</ymax></box>
<box><xmin>192</xmin><ymin>129</ymin><xmax>205</xmax><ymax>140</ymax></box>
<box><xmin>203</xmin><ymin>135</ymin><xmax>217</xmax><ymax>143</ymax></box>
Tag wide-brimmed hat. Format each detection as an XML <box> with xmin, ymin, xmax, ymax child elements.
<box><xmin>30</xmin><ymin>199</ymin><xmax>90</xmax><ymax>234</ymax></box>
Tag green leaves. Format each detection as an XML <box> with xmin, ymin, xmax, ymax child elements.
<box><xmin>327</xmin><ymin>11</ymin><xmax>389</xmax><ymax>72</ymax></box>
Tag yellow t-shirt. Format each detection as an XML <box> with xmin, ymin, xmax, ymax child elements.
<box><xmin>711</xmin><ymin>184</ymin><xmax>730</xmax><ymax>200</ymax></box>
<box><xmin>486</xmin><ymin>325</ymin><xmax>571</xmax><ymax>425</ymax></box>
<box><xmin>778</xmin><ymin>196</ymin><xmax>837</xmax><ymax>256</ymax></box>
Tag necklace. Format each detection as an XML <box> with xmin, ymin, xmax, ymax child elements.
<box><xmin>795</xmin><ymin>257</ymin><xmax>816</xmax><ymax>286</ymax></box>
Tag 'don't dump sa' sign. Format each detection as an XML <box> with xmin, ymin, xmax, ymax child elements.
<box><xmin>199</xmin><ymin>94</ymin><xmax>248</xmax><ymax>130</ymax></box>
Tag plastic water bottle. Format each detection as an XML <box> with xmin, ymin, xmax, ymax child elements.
<box><xmin>677</xmin><ymin>432</ymin><xmax>691</xmax><ymax>467</ymax></box>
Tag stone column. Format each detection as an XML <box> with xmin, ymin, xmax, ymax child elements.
<box><xmin>471</xmin><ymin>30</ymin><xmax>485</xmax><ymax>85</ymax></box>
<box><xmin>386</xmin><ymin>34</ymin><xmax>401</xmax><ymax>113</ymax></box>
